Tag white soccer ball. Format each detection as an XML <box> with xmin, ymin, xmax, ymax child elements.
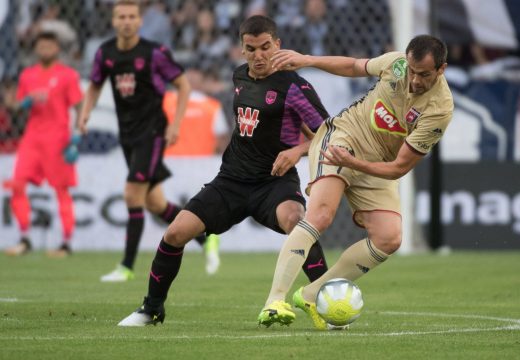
<box><xmin>315</xmin><ymin>278</ymin><xmax>364</xmax><ymax>327</ymax></box>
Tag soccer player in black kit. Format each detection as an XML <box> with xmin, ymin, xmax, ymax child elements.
<box><xmin>119</xmin><ymin>15</ymin><xmax>330</xmax><ymax>327</ymax></box>
<box><xmin>79</xmin><ymin>0</ymin><xmax>219</xmax><ymax>282</ymax></box>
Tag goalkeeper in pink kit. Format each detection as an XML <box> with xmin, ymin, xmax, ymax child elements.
<box><xmin>5</xmin><ymin>32</ymin><xmax>83</xmax><ymax>257</ymax></box>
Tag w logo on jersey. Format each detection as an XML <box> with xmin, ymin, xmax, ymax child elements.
<box><xmin>115</xmin><ymin>73</ymin><xmax>136</xmax><ymax>98</ymax></box>
<box><xmin>237</xmin><ymin>107</ymin><xmax>260</xmax><ymax>137</ymax></box>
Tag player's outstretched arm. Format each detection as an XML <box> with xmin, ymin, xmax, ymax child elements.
<box><xmin>165</xmin><ymin>73</ymin><xmax>191</xmax><ymax>146</ymax></box>
<box><xmin>271</xmin><ymin>50</ymin><xmax>369</xmax><ymax>78</ymax></box>
<box><xmin>78</xmin><ymin>83</ymin><xmax>102</xmax><ymax>135</ymax></box>
<box><xmin>320</xmin><ymin>142</ymin><xmax>424</xmax><ymax>180</ymax></box>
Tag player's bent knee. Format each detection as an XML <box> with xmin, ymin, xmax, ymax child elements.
<box><xmin>370</xmin><ymin>230</ymin><xmax>402</xmax><ymax>254</ymax></box>
<box><xmin>279</xmin><ymin>211</ymin><xmax>303</xmax><ymax>233</ymax></box>
<box><xmin>306</xmin><ymin>207</ymin><xmax>335</xmax><ymax>233</ymax></box>
<box><xmin>163</xmin><ymin>225</ymin><xmax>192</xmax><ymax>248</ymax></box>
<box><xmin>144</xmin><ymin>200</ymin><xmax>163</xmax><ymax>215</ymax></box>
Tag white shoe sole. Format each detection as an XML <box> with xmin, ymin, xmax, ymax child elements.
<box><xmin>117</xmin><ymin>312</ymin><xmax>153</xmax><ymax>327</ymax></box>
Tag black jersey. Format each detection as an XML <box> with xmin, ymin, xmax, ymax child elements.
<box><xmin>90</xmin><ymin>38</ymin><xmax>184</xmax><ymax>144</ymax></box>
<box><xmin>219</xmin><ymin>64</ymin><xmax>329</xmax><ymax>182</ymax></box>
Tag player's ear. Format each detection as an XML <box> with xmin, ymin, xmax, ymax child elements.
<box><xmin>437</xmin><ymin>62</ymin><xmax>447</xmax><ymax>75</ymax></box>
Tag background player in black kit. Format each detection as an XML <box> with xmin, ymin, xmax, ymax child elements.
<box><xmin>118</xmin><ymin>15</ymin><xmax>331</xmax><ymax>327</ymax></box>
<box><xmin>78</xmin><ymin>0</ymin><xmax>218</xmax><ymax>282</ymax></box>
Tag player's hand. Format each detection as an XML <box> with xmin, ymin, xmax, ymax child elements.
<box><xmin>271</xmin><ymin>50</ymin><xmax>309</xmax><ymax>71</ymax></box>
<box><xmin>165</xmin><ymin>124</ymin><xmax>180</xmax><ymax>147</ymax></box>
<box><xmin>78</xmin><ymin>115</ymin><xmax>89</xmax><ymax>135</ymax></box>
<box><xmin>320</xmin><ymin>145</ymin><xmax>356</xmax><ymax>167</ymax></box>
<box><xmin>272</xmin><ymin>147</ymin><xmax>302</xmax><ymax>176</ymax></box>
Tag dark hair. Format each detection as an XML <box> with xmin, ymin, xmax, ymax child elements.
<box><xmin>239</xmin><ymin>15</ymin><xmax>278</xmax><ymax>41</ymax></box>
<box><xmin>113</xmin><ymin>0</ymin><xmax>142</xmax><ymax>15</ymax></box>
<box><xmin>406</xmin><ymin>35</ymin><xmax>447</xmax><ymax>69</ymax></box>
<box><xmin>33</xmin><ymin>31</ymin><xmax>60</xmax><ymax>47</ymax></box>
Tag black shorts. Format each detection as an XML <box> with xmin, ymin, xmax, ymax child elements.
<box><xmin>184</xmin><ymin>174</ymin><xmax>306</xmax><ymax>235</ymax></box>
<box><xmin>122</xmin><ymin>135</ymin><xmax>171</xmax><ymax>187</ymax></box>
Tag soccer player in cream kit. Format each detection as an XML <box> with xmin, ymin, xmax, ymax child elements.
<box><xmin>260</xmin><ymin>35</ymin><xmax>454</xmax><ymax>329</ymax></box>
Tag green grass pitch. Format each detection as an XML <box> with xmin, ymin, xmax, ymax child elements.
<box><xmin>1</xmin><ymin>250</ymin><xmax>519</xmax><ymax>359</ymax></box>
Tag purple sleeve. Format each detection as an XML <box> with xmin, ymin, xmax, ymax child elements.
<box><xmin>152</xmin><ymin>46</ymin><xmax>184</xmax><ymax>85</ymax></box>
<box><xmin>280</xmin><ymin>83</ymin><xmax>326</xmax><ymax>145</ymax></box>
<box><xmin>90</xmin><ymin>48</ymin><xmax>106</xmax><ymax>85</ymax></box>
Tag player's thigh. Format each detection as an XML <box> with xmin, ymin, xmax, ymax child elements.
<box><xmin>124</xmin><ymin>181</ymin><xmax>150</xmax><ymax>207</ymax></box>
<box><xmin>356</xmin><ymin>210</ymin><xmax>402</xmax><ymax>254</ymax></box>
<box><xmin>13</xmin><ymin>138</ymin><xmax>44</xmax><ymax>185</ymax></box>
<box><xmin>347</xmin><ymin>174</ymin><xmax>401</xmax><ymax>228</ymax></box>
<box><xmin>305</xmin><ymin>176</ymin><xmax>346</xmax><ymax>232</ymax></box>
<box><xmin>347</xmin><ymin>176</ymin><xmax>402</xmax><ymax>253</ymax></box>
<box><xmin>250</xmin><ymin>175</ymin><xmax>305</xmax><ymax>234</ymax></box>
<box><xmin>184</xmin><ymin>176</ymin><xmax>249</xmax><ymax>234</ymax></box>
<box><xmin>165</xmin><ymin>209</ymin><xmax>206</xmax><ymax>246</ymax></box>
<box><xmin>145</xmin><ymin>183</ymin><xmax>167</xmax><ymax>214</ymax></box>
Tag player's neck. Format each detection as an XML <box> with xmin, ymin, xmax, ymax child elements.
<box><xmin>117</xmin><ymin>35</ymin><xmax>140</xmax><ymax>51</ymax></box>
<box><xmin>39</xmin><ymin>59</ymin><xmax>57</xmax><ymax>69</ymax></box>
<box><xmin>248</xmin><ymin>69</ymin><xmax>275</xmax><ymax>81</ymax></box>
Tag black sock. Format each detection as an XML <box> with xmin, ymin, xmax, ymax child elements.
<box><xmin>148</xmin><ymin>238</ymin><xmax>185</xmax><ymax>303</ymax></box>
<box><xmin>159</xmin><ymin>202</ymin><xmax>181</xmax><ymax>224</ymax></box>
<box><xmin>121</xmin><ymin>207</ymin><xmax>144</xmax><ymax>269</ymax></box>
<box><xmin>302</xmin><ymin>241</ymin><xmax>328</xmax><ymax>282</ymax></box>
<box><xmin>194</xmin><ymin>234</ymin><xmax>206</xmax><ymax>247</ymax></box>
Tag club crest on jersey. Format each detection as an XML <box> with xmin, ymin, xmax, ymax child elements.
<box><xmin>405</xmin><ymin>107</ymin><xmax>421</xmax><ymax>124</ymax></box>
<box><xmin>392</xmin><ymin>59</ymin><xmax>407</xmax><ymax>79</ymax></box>
<box><xmin>115</xmin><ymin>73</ymin><xmax>136</xmax><ymax>98</ymax></box>
<box><xmin>265</xmin><ymin>90</ymin><xmax>277</xmax><ymax>105</ymax></box>
<box><xmin>237</xmin><ymin>107</ymin><xmax>260</xmax><ymax>137</ymax></box>
<box><xmin>371</xmin><ymin>99</ymin><xmax>407</xmax><ymax>136</ymax></box>
<box><xmin>134</xmin><ymin>57</ymin><xmax>145</xmax><ymax>71</ymax></box>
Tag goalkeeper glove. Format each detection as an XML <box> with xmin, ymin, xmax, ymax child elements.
<box><xmin>63</xmin><ymin>134</ymin><xmax>81</xmax><ymax>164</ymax></box>
<box><xmin>19</xmin><ymin>97</ymin><xmax>33</xmax><ymax>110</ymax></box>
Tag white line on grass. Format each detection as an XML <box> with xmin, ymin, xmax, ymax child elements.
<box><xmin>0</xmin><ymin>311</ymin><xmax>519</xmax><ymax>341</ymax></box>
<box><xmin>0</xmin><ymin>298</ymin><xmax>19</xmax><ymax>302</ymax></box>
<box><xmin>0</xmin><ymin>325</ymin><xmax>519</xmax><ymax>342</ymax></box>
<box><xmin>381</xmin><ymin>311</ymin><xmax>520</xmax><ymax>325</ymax></box>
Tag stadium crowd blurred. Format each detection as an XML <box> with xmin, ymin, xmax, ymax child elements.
<box><xmin>1</xmin><ymin>0</ymin><xmax>395</xmax><ymax>153</ymax></box>
<box><xmin>0</xmin><ymin>0</ymin><xmax>519</xmax><ymax>156</ymax></box>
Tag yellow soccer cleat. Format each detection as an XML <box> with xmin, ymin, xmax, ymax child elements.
<box><xmin>257</xmin><ymin>300</ymin><xmax>295</xmax><ymax>327</ymax></box>
<box><xmin>292</xmin><ymin>287</ymin><xmax>327</xmax><ymax>330</ymax></box>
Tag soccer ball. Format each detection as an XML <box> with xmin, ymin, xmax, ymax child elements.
<box><xmin>315</xmin><ymin>278</ymin><xmax>364</xmax><ymax>327</ymax></box>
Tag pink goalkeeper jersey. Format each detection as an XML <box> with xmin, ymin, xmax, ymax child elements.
<box><xmin>16</xmin><ymin>62</ymin><xmax>82</xmax><ymax>138</ymax></box>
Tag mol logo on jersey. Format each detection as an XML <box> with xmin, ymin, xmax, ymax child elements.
<box><xmin>237</xmin><ymin>107</ymin><xmax>260</xmax><ymax>137</ymax></box>
<box><xmin>371</xmin><ymin>99</ymin><xmax>407</xmax><ymax>136</ymax></box>
<box><xmin>115</xmin><ymin>73</ymin><xmax>136</xmax><ymax>98</ymax></box>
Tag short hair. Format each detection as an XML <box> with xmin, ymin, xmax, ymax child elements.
<box><xmin>406</xmin><ymin>35</ymin><xmax>448</xmax><ymax>69</ymax></box>
<box><xmin>113</xmin><ymin>0</ymin><xmax>142</xmax><ymax>14</ymax></box>
<box><xmin>33</xmin><ymin>31</ymin><xmax>60</xmax><ymax>48</ymax></box>
<box><xmin>239</xmin><ymin>15</ymin><xmax>278</xmax><ymax>42</ymax></box>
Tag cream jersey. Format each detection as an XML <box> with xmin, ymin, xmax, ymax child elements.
<box><xmin>334</xmin><ymin>52</ymin><xmax>453</xmax><ymax>161</ymax></box>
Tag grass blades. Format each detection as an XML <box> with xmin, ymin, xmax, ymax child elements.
<box><xmin>1</xmin><ymin>251</ymin><xmax>519</xmax><ymax>360</ymax></box>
